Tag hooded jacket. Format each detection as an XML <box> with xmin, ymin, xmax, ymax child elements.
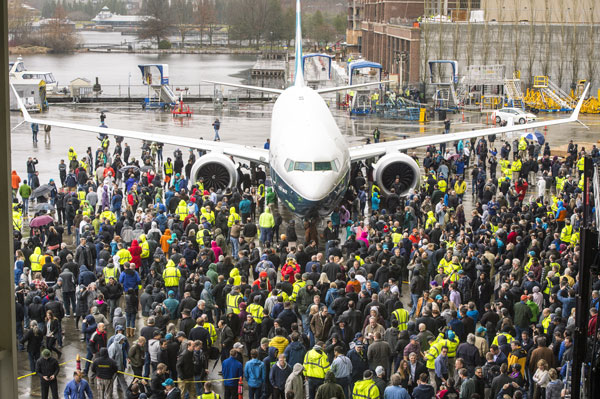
<box><xmin>315</xmin><ymin>371</ymin><xmax>345</xmax><ymax>399</ymax></box>
<box><xmin>259</xmin><ymin>207</ymin><xmax>275</xmax><ymax>228</ymax></box>
<box><xmin>244</xmin><ymin>357</ymin><xmax>266</xmax><ymax>388</ymax></box>
<box><xmin>129</xmin><ymin>240</ymin><xmax>142</xmax><ymax>269</ymax></box>
<box><xmin>91</xmin><ymin>348</ymin><xmax>118</xmax><ymax>379</ymax></box>
<box><xmin>119</xmin><ymin>267</ymin><xmax>141</xmax><ymax>292</ymax></box>
<box><xmin>78</xmin><ymin>265</ymin><xmax>96</xmax><ymax>286</ymax></box>
<box><xmin>285</xmin><ymin>363</ymin><xmax>305</xmax><ymax>397</ymax></box>
<box><xmin>283</xmin><ymin>340</ymin><xmax>307</xmax><ymax>368</ymax></box>
<box><xmin>108</xmin><ymin>333</ymin><xmax>126</xmax><ymax>371</ymax></box>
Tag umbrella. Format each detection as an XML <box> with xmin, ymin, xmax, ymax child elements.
<box><xmin>140</xmin><ymin>165</ymin><xmax>155</xmax><ymax>172</ymax></box>
<box><xmin>31</xmin><ymin>184</ymin><xmax>53</xmax><ymax>198</ymax></box>
<box><xmin>119</xmin><ymin>165</ymin><xmax>139</xmax><ymax>173</ymax></box>
<box><xmin>35</xmin><ymin>203</ymin><xmax>55</xmax><ymax>212</ymax></box>
<box><xmin>29</xmin><ymin>214</ymin><xmax>54</xmax><ymax>227</ymax></box>
<box><xmin>521</xmin><ymin>130</ymin><xmax>545</xmax><ymax>145</ymax></box>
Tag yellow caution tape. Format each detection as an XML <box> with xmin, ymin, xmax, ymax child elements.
<box><xmin>17</xmin><ymin>359</ymin><xmax>76</xmax><ymax>380</ymax></box>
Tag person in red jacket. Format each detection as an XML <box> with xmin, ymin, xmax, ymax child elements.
<box><xmin>129</xmin><ymin>240</ymin><xmax>142</xmax><ymax>270</ymax></box>
<box><xmin>281</xmin><ymin>256</ymin><xmax>300</xmax><ymax>283</ymax></box>
<box><xmin>515</xmin><ymin>178</ymin><xmax>528</xmax><ymax>201</ymax></box>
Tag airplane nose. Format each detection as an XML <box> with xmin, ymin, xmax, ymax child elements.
<box><xmin>291</xmin><ymin>172</ymin><xmax>339</xmax><ymax>201</ymax></box>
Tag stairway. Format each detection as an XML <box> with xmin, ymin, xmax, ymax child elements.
<box><xmin>504</xmin><ymin>79</ymin><xmax>525</xmax><ymax>109</ymax></box>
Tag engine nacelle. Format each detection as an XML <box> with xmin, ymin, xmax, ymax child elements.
<box><xmin>373</xmin><ymin>152</ymin><xmax>420</xmax><ymax>197</ymax></box>
<box><xmin>190</xmin><ymin>153</ymin><xmax>237</xmax><ymax>191</ymax></box>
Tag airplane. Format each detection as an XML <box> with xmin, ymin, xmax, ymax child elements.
<box><xmin>12</xmin><ymin>0</ymin><xmax>589</xmax><ymax>219</ymax></box>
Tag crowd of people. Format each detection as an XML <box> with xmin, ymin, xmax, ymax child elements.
<box><xmin>11</xmin><ymin>126</ymin><xmax>600</xmax><ymax>399</ymax></box>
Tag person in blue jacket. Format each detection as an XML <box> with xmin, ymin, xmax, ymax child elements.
<box><xmin>222</xmin><ymin>348</ymin><xmax>243</xmax><ymax>399</ymax></box>
<box><xmin>244</xmin><ymin>349</ymin><xmax>265</xmax><ymax>399</ymax></box>
<box><xmin>64</xmin><ymin>370</ymin><xmax>93</xmax><ymax>399</ymax></box>
<box><xmin>119</xmin><ymin>262</ymin><xmax>141</xmax><ymax>292</ymax></box>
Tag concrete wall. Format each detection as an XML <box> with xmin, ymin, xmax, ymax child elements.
<box><xmin>481</xmin><ymin>0</ymin><xmax>600</xmax><ymax>24</ymax></box>
<box><xmin>419</xmin><ymin>21</ymin><xmax>600</xmax><ymax>91</ymax></box>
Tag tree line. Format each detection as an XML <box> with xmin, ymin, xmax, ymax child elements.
<box><xmin>138</xmin><ymin>0</ymin><xmax>346</xmax><ymax>48</ymax></box>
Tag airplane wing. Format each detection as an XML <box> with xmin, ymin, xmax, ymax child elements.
<box><xmin>349</xmin><ymin>84</ymin><xmax>589</xmax><ymax>162</ymax></box>
<box><xmin>202</xmin><ymin>80</ymin><xmax>283</xmax><ymax>95</ymax></box>
<box><xmin>316</xmin><ymin>80</ymin><xmax>392</xmax><ymax>94</ymax></box>
<box><xmin>11</xmin><ymin>85</ymin><xmax>270</xmax><ymax>165</ymax></box>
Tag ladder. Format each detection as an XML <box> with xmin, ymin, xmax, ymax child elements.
<box><xmin>541</xmin><ymin>86</ymin><xmax>572</xmax><ymax>109</ymax></box>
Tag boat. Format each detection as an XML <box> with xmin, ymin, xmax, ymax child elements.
<box><xmin>9</xmin><ymin>56</ymin><xmax>58</xmax><ymax>93</ymax></box>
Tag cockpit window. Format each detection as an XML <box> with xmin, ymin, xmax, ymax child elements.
<box><xmin>285</xmin><ymin>159</ymin><xmax>294</xmax><ymax>172</ymax></box>
<box><xmin>314</xmin><ymin>162</ymin><xmax>332</xmax><ymax>171</ymax></box>
<box><xmin>294</xmin><ymin>162</ymin><xmax>313</xmax><ymax>171</ymax></box>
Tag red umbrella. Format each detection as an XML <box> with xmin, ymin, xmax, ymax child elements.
<box><xmin>29</xmin><ymin>215</ymin><xmax>54</xmax><ymax>227</ymax></box>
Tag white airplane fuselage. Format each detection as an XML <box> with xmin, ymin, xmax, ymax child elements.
<box><xmin>268</xmin><ymin>85</ymin><xmax>351</xmax><ymax>218</ymax></box>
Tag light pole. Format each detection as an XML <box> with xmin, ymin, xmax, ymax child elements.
<box><xmin>270</xmin><ymin>31</ymin><xmax>273</xmax><ymax>50</ymax></box>
<box><xmin>395</xmin><ymin>50</ymin><xmax>408</xmax><ymax>90</ymax></box>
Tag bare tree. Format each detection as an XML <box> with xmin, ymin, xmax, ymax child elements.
<box><xmin>138</xmin><ymin>0</ymin><xmax>172</xmax><ymax>46</ymax></box>
<box><xmin>525</xmin><ymin>0</ymin><xmax>537</xmax><ymax>84</ymax></box>
<box><xmin>196</xmin><ymin>0</ymin><xmax>217</xmax><ymax>47</ymax></box>
<box><xmin>540</xmin><ymin>0</ymin><xmax>551</xmax><ymax>77</ymax></box>
<box><xmin>585</xmin><ymin>1</ymin><xmax>598</xmax><ymax>88</ymax></box>
<box><xmin>172</xmin><ymin>0</ymin><xmax>194</xmax><ymax>47</ymax></box>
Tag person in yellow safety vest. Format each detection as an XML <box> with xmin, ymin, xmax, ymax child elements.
<box><xmin>100</xmin><ymin>207</ymin><xmax>116</xmax><ymax>225</ymax></box>
<box><xmin>164</xmin><ymin>159</ymin><xmax>173</xmax><ymax>177</ymax></box>
<box><xmin>176</xmin><ymin>200</ymin><xmax>188</xmax><ymax>221</ymax></box>
<box><xmin>497</xmin><ymin>175</ymin><xmax>510</xmax><ymax>188</ymax></box>
<box><xmin>226</xmin><ymin>286</ymin><xmax>243</xmax><ymax>315</ymax></box>
<box><xmin>200</xmin><ymin>206</ymin><xmax>215</xmax><ymax>225</ymax></box>
<box><xmin>424</xmin><ymin>337</ymin><xmax>442</xmax><ymax>376</ymax></box>
<box><xmin>425</xmin><ymin>211</ymin><xmax>437</xmax><ymax>230</ymax></box>
<box><xmin>201</xmin><ymin>315</ymin><xmax>217</xmax><ymax>345</ymax></box>
<box><xmin>500</xmin><ymin>159</ymin><xmax>511</xmax><ymax>176</ymax></box>
<box><xmin>200</xmin><ymin>382</ymin><xmax>220</xmax><ymax>399</ymax></box>
<box><xmin>115</xmin><ymin>243</ymin><xmax>132</xmax><ymax>265</ymax></box>
<box><xmin>139</xmin><ymin>234</ymin><xmax>150</xmax><ymax>262</ymax></box>
<box><xmin>491</xmin><ymin>330</ymin><xmax>514</xmax><ymax>346</ymax></box>
<box><xmin>540</xmin><ymin>309</ymin><xmax>552</xmax><ymax>333</ymax></box>
<box><xmin>162</xmin><ymin>259</ymin><xmax>181</xmax><ymax>291</ymax></box>
<box><xmin>438</xmin><ymin>179</ymin><xmax>447</xmax><ymax>193</ymax></box>
<box><xmin>29</xmin><ymin>247</ymin><xmax>43</xmax><ymax>273</ymax></box>
<box><xmin>454</xmin><ymin>179</ymin><xmax>467</xmax><ymax>196</ymax></box>
<box><xmin>13</xmin><ymin>209</ymin><xmax>23</xmax><ymax>231</ymax></box>
<box><xmin>68</xmin><ymin>147</ymin><xmax>77</xmax><ymax>161</ymax></box>
<box><xmin>247</xmin><ymin>297</ymin><xmax>264</xmax><ymax>324</ymax></box>
<box><xmin>352</xmin><ymin>370</ymin><xmax>380</xmax><ymax>399</ymax></box>
<box><xmin>228</xmin><ymin>207</ymin><xmax>241</xmax><ymax>228</ymax></box>
<box><xmin>560</xmin><ymin>219</ymin><xmax>573</xmax><ymax>244</ymax></box>
<box><xmin>570</xmin><ymin>230</ymin><xmax>580</xmax><ymax>246</ymax></box>
<box><xmin>443</xmin><ymin>256</ymin><xmax>462</xmax><ymax>282</ymax></box>
<box><xmin>543</xmin><ymin>273</ymin><xmax>555</xmax><ymax>296</ymax></box>
<box><xmin>77</xmin><ymin>190</ymin><xmax>86</xmax><ymax>202</ymax></box>
<box><xmin>303</xmin><ymin>342</ymin><xmax>330</xmax><ymax>386</ymax></box>
<box><xmin>434</xmin><ymin>330</ymin><xmax>459</xmax><ymax>361</ymax></box>
<box><xmin>518</xmin><ymin>137</ymin><xmax>528</xmax><ymax>155</ymax></box>
<box><xmin>578</xmin><ymin>174</ymin><xmax>584</xmax><ymax>191</ymax></box>
<box><xmin>511</xmin><ymin>159</ymin><xmax>522</xmax><ymax>175</ymax></box>
<box><xmin>291</xmin><ymin>275</ymin><xmax>306</xmax><ymax>302</ymax></box>
<box><xmin>230</xmin><ymin>268</ymin><xmax>241</xmax><ymax>286</ymax></box>
<box><xmin>101</xmin><ymin>136</ymin><xmax>109</xmax><ymax>150</ymax></box>
<box><xmin>79</xmin><ymin>159</ymin><xmax>88</xmax><ymax>172</ymax></box>
<box><xmin>555</xmin><ymin>176</ymin><xmax>565</xmax><ymax>193</ymax></box>
<box><xmin>392</xmin><ymin>304</ymin><xmax>409</xmax><ymax>331</ymax></box>
<box><xmin>81</xmin><ymin>200</ymin><xmax>93</xmax><ymax>218</ymax></box>
<box><xmin>577</xmin><ymin>156</ymin><xmax>585</xmax><ymax>175</ymax></box>
<box><xmin>102</xmin><ymin>262</ymin><xmax>120</xmax><ymax>283</ymax></box>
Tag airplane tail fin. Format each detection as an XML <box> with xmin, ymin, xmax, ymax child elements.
<box><xmin>293</xmin><ymin>0</ymin><xmax>305</xmax><ymax>87</ymax></box>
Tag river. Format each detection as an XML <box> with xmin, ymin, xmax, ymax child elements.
<box><xmin>8</xmin><ymin>51</ymin><xmax>256</xmax><ymax>95</ymax></box>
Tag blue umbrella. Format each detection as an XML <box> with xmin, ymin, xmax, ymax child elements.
<box><xmin>521</xmin><ymin>130</ymin><xmax>545</xmax><ymax>145</ymax></box>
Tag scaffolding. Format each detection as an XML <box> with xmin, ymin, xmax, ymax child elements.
<box><xmin>460</xmin><ymin>64</ymin><xmax>506</xmax><ymax>111</ymax></box>
<box><xmin>428</xmin><ymin>60</ymin><xmax>460</xmax><ymax>111</ymax></box>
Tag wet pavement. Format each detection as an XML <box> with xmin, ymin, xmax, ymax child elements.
<box><xmin>10</xmin><ymin>100</ymin><xmax>600</xmax><ymax>396</ymax></box>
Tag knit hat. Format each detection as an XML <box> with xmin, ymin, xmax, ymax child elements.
<box><xmin>42</xmin><ymin>349</ymin><xmax>51</xmax><ymax>358</ymax></box>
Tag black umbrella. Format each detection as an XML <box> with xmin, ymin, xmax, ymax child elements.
<box><xmin>35</xmin><ymin>202</ymin><xmax>55</xmax><ymax>212</ymax></box>
<box><xmin>140</xmin><ymin>165</ymin><xmax>154</xmax><ymax>172</ymax></box>
<box><xmin>119</xmin><ymin>165</ymin><xmax>139</xmax><ymax>173</ymax></box>
<box><xmin>31</xmin><ymin>184</ymin><xmax>52</xmax><ymax>198</ymax></box>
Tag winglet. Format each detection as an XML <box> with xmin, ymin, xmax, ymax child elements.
<box><xmin>570</xmin><ymin>83</ymin><xmax>589</xmax><ymax>121</ymax></box>
<box><xmin>10</xmin><ymin>83</ymin><xmax>33</xmax><ymax>122</ymax></box>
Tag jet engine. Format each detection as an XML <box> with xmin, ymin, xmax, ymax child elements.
<box><xmin>190</xmin><ymin>153</ymin><xmax>238</xmax><ymax>190</ymax></box>
<box><xmin>373</xmin><ymin>153</ymin><xmax>420</xmax><ymax>197</ymax></box>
